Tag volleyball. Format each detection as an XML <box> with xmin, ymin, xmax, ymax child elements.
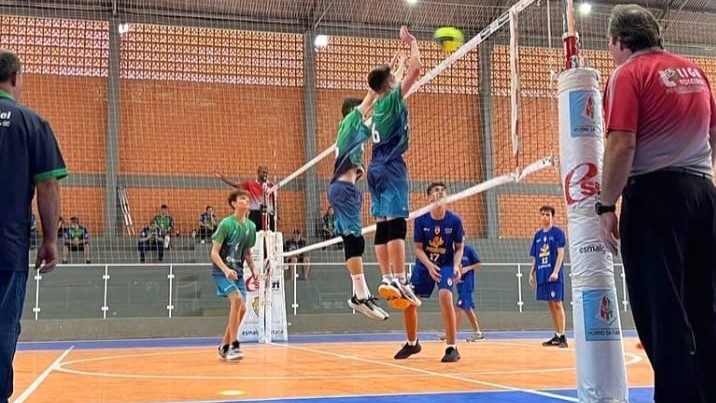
<box><xmin>434</xmin><ymin>27</ymin><xmax>464</xmax><ymax>53</ymax></box>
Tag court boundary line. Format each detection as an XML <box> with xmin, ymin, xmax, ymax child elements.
<box><xmin>269</xmin><ymin>341</ymin><xmax>580</xmax><ymax>402</ymax></box>
<box><xmin>13</xmin><ymin>346</ymin><xmax>73</xmax><ymax>403</ymax></box>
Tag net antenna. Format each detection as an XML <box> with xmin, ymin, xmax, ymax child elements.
<box><xmin>269</xmin><ymin>0</ymin><xmax>541</xmax><ymax>196</ymax></box>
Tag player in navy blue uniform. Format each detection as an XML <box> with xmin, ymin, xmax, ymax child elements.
<box><xmin>0</xmin><ymin>50</ymin><xmax>67</xmax><ymax>402</ymax></box>
<box><xmin>366</xmin><ymin>26</ymin><xmax>423</xmax><ymax>309</ymax></box>
<box><xmin>529</xmin><ymin>206</ymin><xmax>568</xmax><ymax>348</ymax></box>
<box><xmin>439</xmin><ymin>244</ymin><xmax>485</xmax><ymax>342</ymax></box>
<box><xmin>394</xmin><ymin>182</ymin><xmax>464</xmax><ymax>362</ymax></box>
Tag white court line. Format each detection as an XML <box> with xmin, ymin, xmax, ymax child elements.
<box><xmin>54</xmin><ymin>344</ymin><xmax>578</xmax><ymax>381</ymax></box>
<box><xmin>13</xmin><ymin>347</ymin><xmax>73</xmax><ymax>403</ymax></box>
<box><xmin>270</xmin><ymin>342</ymin><xmax>579</xmax><ymax>402</ymax></box>
<box><xmin>488</xmin><ymin>340</ymin><xmax>644</xmax><ymax>366</ymax></box>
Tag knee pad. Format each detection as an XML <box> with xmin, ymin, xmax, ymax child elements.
<box><xmin>342</xmin><ymin>234</ymin><xmax>365</xmax><ymax>260</ymax></box>
<box><xmin>374</xmin><ymin>221</ymin><xmax>390</xmax><ymax>245</ymax></box>
<box><xmin>385</xmin><ymin>218</ymin><xmax>407</xmax><ymax>242</ymax></box>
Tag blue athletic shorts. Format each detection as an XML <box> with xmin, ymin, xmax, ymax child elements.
<box><xmin>456</xmin><ymin>288</ymin><xmax>475</xmax><ymax>311</ymax></box>
<box><xmin>367</xmin><ymin>158</ymin><xmax>409</xmax><ymax>218</ymax></box>
<box><xmin>327</xmin><ymin>180</ymin><xmax>363</xmax><ymax>236</ymax></box>
<box><xmin>536</xmin><ymin>281</ymin><xmax>564</xmax><ymax>301</ymax></box>
<box><xmin>410</xmin><ymin>263</ymin><xmax>456</xmax><ymax>298</ymax></box>
<box><xmin>212</xmin><ymin>272</ymin><xmax>247</xmax><ymax>300</ymax></box>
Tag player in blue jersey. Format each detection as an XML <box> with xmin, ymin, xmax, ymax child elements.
<box><xmin>438</xmin><ymin>244</ymin><xmax>485</xmax><ymax>342</ymax></box>
<box><xmin>394</xmin><ymin>182</ymin><xmax>464</xmax><ymax>363</ymax></box>
<box><xmin>529</xmin><ymin>205</ymin><xmax>568</xmax><ymax>348</ymax></box>
<box><xmin>366</xmin><ymin>26</ymin><xmax>424</xmax><ymax>310</ymax></box>
<box><xmin>328</xmin><ymin>92</ymin><xmax>389</xmax><ymax>321</ymax></box>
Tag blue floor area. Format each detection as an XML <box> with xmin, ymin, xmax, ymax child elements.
<box><xmin>17</xmin><ymin>329</ymin><xmax>640</xmax><ymax>351</ymax></box>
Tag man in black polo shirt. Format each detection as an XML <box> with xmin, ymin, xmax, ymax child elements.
<box><xmin>0</xmin><ymin>50</ymin><xmax>67</xmax><ymax>403</ymax></box>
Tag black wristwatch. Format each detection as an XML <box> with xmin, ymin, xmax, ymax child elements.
<box><xmin>595</xmin><ymin>202</ymin><xmax>616</xmax><ymax>215</ymax></box>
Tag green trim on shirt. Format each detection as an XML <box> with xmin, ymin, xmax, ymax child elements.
<box><xmin>0</xmin><ymin>90</ymin><xmax>14</xmax><ymax>101</ymax></box>
<box><xmin>34</xmin><ymin>167</ymin><xmax>69</xmax><ymax>183</ymax></box>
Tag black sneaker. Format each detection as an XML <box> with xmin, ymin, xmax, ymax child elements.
<box><xmin>394</xmin><ymin>341</ymin><xmax>422</xmax><ymax>359</ymax></box>
<box><xmin>441</xmin><ymin>346</ymin><xmax>461</xmax><ymax>362</ymax></box>
<box><xmin>542</xmin><ymin>334</ymin><xmax>561</xmax><ymax>347</ymax></box>
<box><xmin>558</xmin><ymin>335</ymin><xmax>568</xmax><ymax>348</ymax></box>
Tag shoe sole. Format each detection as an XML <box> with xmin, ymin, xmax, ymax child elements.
<box><xmin>226</xmin><ymin>355</ymin><xmax>244</xmax><ymax>362</ymax></box>
<box><xmin>347</xmin><ymin>300</ymin><xmax>389</xmax><ymax>321</ymax></box>
<box><xmin>378</xmin><ymin>284</ymin><xmax>401</xmax><ymax>301</ymax></box>
<box><xmin>441</xmin><ymin>355</ymin><xmax>461</xmax><ymax>363</ymax></box>
<box><xmin>379</xmin><ymin>285</ymin><xmax>422</xmax><ymax>309</ymax></box>
<box><xmin>388</xmin><ymin>298</ymin><xmax>411</xmax><ymax>310</ymax></box>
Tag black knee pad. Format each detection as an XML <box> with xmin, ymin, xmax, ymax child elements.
<box><xmin>374</xmin><ymin>221</ymin><xmax>390</xmax><ymax>245</ymax></box>
<box><xmin>386</xmin><ymin>218</ymin><xmax>407</xmax><ymax>242</ymax></box>
<box><xmin>342</xmin><ymin>234</ymin><xmax>365</xmax><ymax>260</ymax></box>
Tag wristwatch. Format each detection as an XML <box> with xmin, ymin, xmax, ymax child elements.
<box><xmin>595</xmin><ymin>202</ymin><xmax>616</xmax><ymax>215</ymax></box>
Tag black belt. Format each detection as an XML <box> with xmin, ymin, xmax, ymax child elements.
<box><xmin>629</xmin><ymin>167</ymin><xmax>713</xmax><ymax>184</ymax></box>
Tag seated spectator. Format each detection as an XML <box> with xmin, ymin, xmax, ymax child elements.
<box><xmin>57</xmin><ymin>216</ymin><xmax>65</xmax><ymax>238</ymax></box>
<box><xmin>138</xmin><ymin>221</ymin><xmax>164</xmax><ymax>263</ymax></box>
<box><xmin>30</xmin><ymin>213</ymin><xmax>37</xmax><ymax>250</ymax></box>
<box><xmin>321</xmin><ymin>206</ymin><xmax>336</xmax><ymax>240</ymax></box>
<box><xmin>284</xmin><ymin>228</ymin><xmax>310</xmax><ymax>280</ymax></box>
<box><xmin>153</xmin><ymin>204</ymin><xmax>175</xmax><ymax>249</ymax></box>
<box><xmin>62</xmin><ymin>216</ymin><xmax>91</xmax><ymax>264</ymax></box>
<box><xmin>196</xmin><ymin>205</ymin><xmax>218</xmax><ymax>242</ymax></box>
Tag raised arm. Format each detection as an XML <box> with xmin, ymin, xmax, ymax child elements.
<box><xmin>399</xmin><ymin>26</ymin><xmax>422</xmax><ymax>96</ymax></box>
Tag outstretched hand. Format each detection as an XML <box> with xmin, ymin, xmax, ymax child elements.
<box><xmin>399</xmin><ymin>26</ymin><xmax>416</xmax><ymax>44</ymax></box>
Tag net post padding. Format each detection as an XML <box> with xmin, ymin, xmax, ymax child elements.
<box><xmin>282</xmin><ymin>156</ymin><xmax>554</xmax><ymax>258</ymax></box>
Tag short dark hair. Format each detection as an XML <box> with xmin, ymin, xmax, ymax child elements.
<box><xmin>608</xmin><ymin>4</ymin><xmax>662</xmax><ymax>52</ymax></box>
<box><xmin>426</xmin><ymin>182</ymin><xmax>447</xmax><ymax>195</ymax></box>
<box><xmin>0</xmin><ymin>50</ymin><xmax>21</xmax><ymax>83</ymax></box>
<box><xmin>160</xmin><ymin>204</ymin><xmax>168</xmax><ymax>209</ymax></box>
<box><xmin>367</xmin><ymin>65</ymin><xmax>392</xmax><ymax>92</ymax></box>
<box><xmin>341</xmin><ymin>97</ymin><xmax>362</xmax><ymax>117</ymax></box>
<box><xmin>227</xmin><ymin>189</ymin><xmax>250</xmax><ymax>208</ymax></box>
<box><xmin>540</xmin><ymin>205</ymin><xmax>556</xmax><ymax>216</ymax></box>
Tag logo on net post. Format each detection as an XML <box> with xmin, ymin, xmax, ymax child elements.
<box><xmin>583</xmin><ymin>289</ymin><xmax>621</xmax><ymax>341</ymax></box>
<box><xmin>564</xmin><ymin>162</ymin><xmax>600</xmax><ymax>206</ymax></box>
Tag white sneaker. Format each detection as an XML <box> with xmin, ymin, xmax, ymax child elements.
<box><xmin>395</xmin><ymin>280</ymin><xmax>421</xmax><ymax>307</ymax></box>
<box><xmin>347</xmin><ymin>295</ymin><xmax>389</xmax><ymax>321</ymax></box>
<box><xmin>467</xmin><ymin>332</ymin><xmax>485</xmax><ymax>342</ymax></box>
<box><xmin>226</xmin><ymin>347</ymin><xmax>244</xmax><ymax>361</ymax></box>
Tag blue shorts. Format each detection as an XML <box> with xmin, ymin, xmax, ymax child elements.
<box><xmin>367</xmin><ymin>158</ymin><xmax>409</xmax><ymax>218</ymax></box>
<box><xmin>456</xmin><ymin>286</ymin><xmax>475</xmax><ymax>311</ymax></box>
<box><xmin>212</xmin><ymin>273</ymin><xmax>247</xmax><ymax>301</ymax></box>
<box><xmin>410</xmin><ymin>264</ymin><xmax>456</xmax><ymax>298</ymax></box>
<box><xmin>0</xmin><ymin>270</ymin><xmax>28</xmax><ymax>401</ymax></box>
<box><xmin>536</xmin><ymin>282</ymin><xmax>564</xmax><ymax>301</ymax></box>
<box><xmin>327</xmin><ymin>180</ymin><xmax>363</xmax><ymax>236</ymax></box>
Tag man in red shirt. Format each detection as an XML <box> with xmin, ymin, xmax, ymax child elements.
<box><xmin>215</xmin><ymin>165</ymin><xmax>277</xmax><ymax>231</ymax></box>
<box><xmin>597</xmin><ymin>5</ymin><xmax>716</xmax><ymax>402</ymax></box>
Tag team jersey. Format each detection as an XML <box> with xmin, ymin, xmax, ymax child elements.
<box><xmin>457</xmin><ymin>244</ymin><xmax>481</xmax><ymax>294</ymax></box>
<box><xmin>153</xmin><ymin>214</ymin><xmax>174</xmax><ymax>233</ymax></box>
<box><xmin>64</xmin><ymin>226</ymin><xmax>89</xmax><ymax>243</ymax></box>
<box><xmin>211</xmin><ymin>215</ymin><xmax>257</xmax><ymax>276</ymax></box>
<box><xmin>529</xmin><ymin>226</ymin><xmax>566</xmax><ymax>284</ymax></box>
<box><xmin>414</xmin><ymin>210</ymin><xmax>465</xmax><ymax>268</ymax></box>
<box><xmin>333</xmin><ymin>109</ymin><xmax>371</xmax><ymax>181</ymax></box>
<box><xmin>199</xmin><ymin>213</ymin><xmax>217</xmax><ymax>227</ymax></box>
<box><xmin>241</xmin><ymin>180</ymin><xmax>276</xmax><ymax>213</ymax></box>
<box><xmin>370</xmin><ymin>87</ymin><xmax>409</xmax><ymax>163</ymax></box>
<box><xmin>0</xmin><ymin>90</ymin><xmax>67</xmax><ymax>271</ymax></box>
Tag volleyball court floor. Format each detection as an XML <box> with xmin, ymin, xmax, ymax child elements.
<box><xmin>12</xmin><ymin>330</ymin><xmax>653</xmax><ymax>403</ymax></box>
